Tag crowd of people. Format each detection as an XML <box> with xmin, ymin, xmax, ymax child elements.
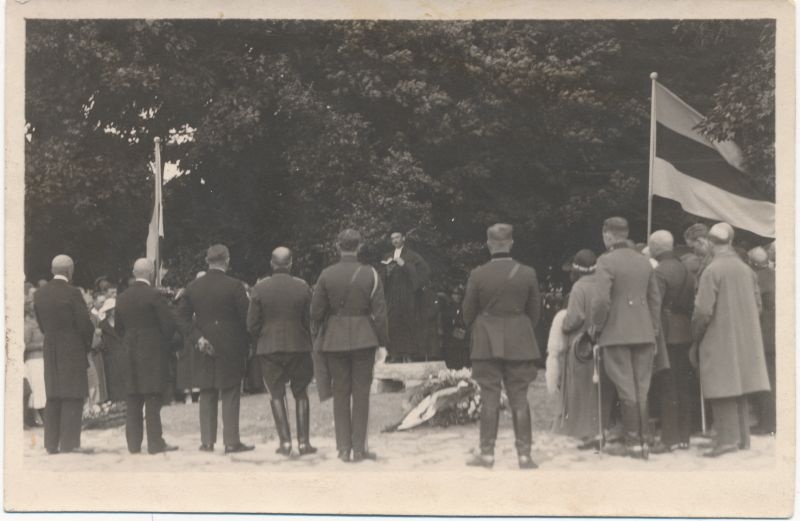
<box><xmin>546</xmin><ymin>219</ymin><xmax>776</xmax><ymax>460</ymax></box>
<box><xmin>24</xmin><ymin>217</ymin><xmax>775</xmax><ymax>468</ymax></box>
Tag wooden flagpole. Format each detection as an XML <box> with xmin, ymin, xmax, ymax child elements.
<box><xmin>647</xmin><ymin>72</ymin><xmax>658</xmax><ymax>238</ymax></box>
<box><xmin>153</xmin><ymin>137</ymin><xmax>163</xmax><ymax>288</ymax></box>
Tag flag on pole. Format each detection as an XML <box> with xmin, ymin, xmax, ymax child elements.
<box><xmin>651</xmin><ymin>81</ymin><xmax>775</xmax><ymax>238</ymax></box>
<box><xmin>146</xmin><ymin>138</ymin><xmax>164</xmax><ymax>286</ymax></box>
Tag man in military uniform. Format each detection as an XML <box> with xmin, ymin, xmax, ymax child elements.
<box><xmin>647</xmin><ymin>231</ymin><xmax>696</xmax><ymax>453</ymax></box>
<box><xmin>34</xmin><ymin>255</ymin><xmax>95</xmax><ymax>454</ymax></box>
<box><xmin>115</xmin><ymin>258</ymin><xmax>179</xmax><ymax>454</ymax></box>
<box><xmin>591</xmin><ymin>217</ymin><xmax>661</xmax><ymax>459</ymax></box>
<box><xmin>691</xmin><ymin>225</ymin><xmax>770</xmax><ymax>457</ymax></box>
<box><xmin>462</xmin><ymin>224</ymin><xmax>541</xmax><ymax>469</ymax></box>
<box><xmin>247</xmin><ymin>247</ymin><xmax>316</xmax><ymax>456</ymax></box>
<box><xmin>177</xmin><ymin>245</ymin><xmax>254</xmax><ymax>454</ymax></box>
<box><xmin>311</xmin><ymin>229</ymin><xmax>389</xmax><ymax>463</ymax></box>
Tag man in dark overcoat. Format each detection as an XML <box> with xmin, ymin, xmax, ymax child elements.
<box><xmin>311</xmin><ymin>229</ymin><xmax>389</xmax><ymax>463</ymax></box>
<box><xmin>34</xmin><ymin>255</ymin><xmax>95</xmax><ymax>454</ymax></box>
<box><xmin>383</xmin><ymin>231</ymin><xmax>438</xmax><ymax>360</ymax></box>
<box><xmin>177</xmin><ymin>245</ymin><xmax>254</xmax><ymax>454</ymax></box>
<box><xmin>115</xmin><ymin>258</ymin><xmax>179</xmax><ymax>454</ymax></box>
<box><xmin>591</xmin><ymin>217</ymin><xmax>662</xmax><ymax>459</ymax></box>
<box><xmin>462</xmin><ymin>224</ymin><xmax>541</xmax><ymax>469</ymax></box>
<box><xmin>691</xmin><ymin>224</ymin><xmax>770</xmax><ymax>457</ymax></box>
<box><xmin>648</xmin><ymin>230</ymin><xmax>696</xmax><ymax>453</ymax></box>
<box><xmin>748</xmin><ymin>246</ymin><xmax>776</xmax><ymax>435</ymax></box>
<box><xmin>247</xmin><ymin>247</ymin><xmax>316</xmax><ymax>457</ymax></box>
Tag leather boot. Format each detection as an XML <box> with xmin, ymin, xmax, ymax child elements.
<box><xmin>466</xmin><ymin>404</ymin><xmax>498</xmax><ymax>468</ymax></box>
<box><xmin>270</xmin><ymin>397</ymin><xmax>292</xmax><ymax>456</ymax></box>
<box><xmin>512</xmin><ymin>407</ymin><xmax>538</xmax><ymax>470</ymax></box>
<box><xmin>295</xmin><ymin>395</ymin><xmax>317</xmax><ymax>456</ymax></box>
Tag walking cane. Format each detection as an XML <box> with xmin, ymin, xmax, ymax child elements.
<box><xmin>700</xmin><ymin>383</ymin><xmax>708</xmax><ymax>436</ymax></box>
<box><xmin>592</xmin><ymin>344</ymin><xmax>604</xmax><ymax>453</ymax></box>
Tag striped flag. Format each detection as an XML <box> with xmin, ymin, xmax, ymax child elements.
<box><xmin>651</xmin><ymin>81</ymin><xmax>775</xmax><ymax>238</ymax></box>
<box><xmin>146</xmin><ymin>138</ymin><xmax>164</xmax><ymax>286</ymax></box>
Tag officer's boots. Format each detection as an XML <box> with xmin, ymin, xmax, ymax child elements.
<box><xmin>270</xmin><ymin>396</ymin><xmax>293</xmax><ymax>456</ymax></box>
<box><xmin>295</xmin><ymin>395</ymin><xmax>317</xmax><ymax>456</ymax></box>
<box><xmin>513</xmin><ymin>407</ymin><xmax>538</xmax><ymax>469</ymax></box>
<box><xmin>467</xmin><ymin>404</ymin><xmax>499</xmax><ymax>468</ymax></box>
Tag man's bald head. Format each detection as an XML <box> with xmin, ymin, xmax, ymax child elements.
<box><xmin>132</xmin><ymin>258</ymin><xmax>154</xmax><ymax>282</ymax></box>
<box><xmin>708</xmin><ymin>222</ymin><xmax>734</xmax><ymax>245</ymax></box>
<box><xmin>748</xmin><ymin>246</ymin><xmax>769</xmax><ymax>268</ymax></box>
<box><xmin>648</xmin><ymin>230</ymin><xmax>674</xmax><ymax>257</ymax></box>
<box><xmin>51</xmin><ymin>255</ymin><xmax>74</xmax><ymax>279</ymax></box>
<box><xmin>271</xmin><ymin>247</ymin><xmax>293</xmax><ymax>270</ymax></box>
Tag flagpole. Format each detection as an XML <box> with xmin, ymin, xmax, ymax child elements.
<box><xmin>647</xmin><ymin>72</ymin><xmax>658</xmax><ymax>237</ymax></box>
<box><xmin>153</xmin><ymin>136</ymin><xmax>162</xmax><ymax>288</ymax></box>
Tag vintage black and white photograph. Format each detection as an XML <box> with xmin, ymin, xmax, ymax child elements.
<box><xmin>4</xmin><ymin>0</ymin><xmax>795</xmax><ymax>516</ymax></box>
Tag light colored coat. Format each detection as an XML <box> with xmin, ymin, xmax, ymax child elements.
<box><xmin>692</xmin><ymin>249</ymin><xmax>770</xmax><ymax>398</ymax></box>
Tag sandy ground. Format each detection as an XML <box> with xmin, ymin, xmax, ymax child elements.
<box><xmin>23</xmin><ymin>380</ymin><xmax>775</xmax><ymax>472</ymax></box>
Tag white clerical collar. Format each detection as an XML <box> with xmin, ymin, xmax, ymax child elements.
<box><xmin>393</xmin><ymin>247</ymin><xmax>403</xmax><ymax>260</ymax></box>
<box><xmin>135</xmin><ymin>278</ymin><xmax>151</xmax><ymax>286</ymax></box>
<box><xmin>53</xmin><ymin>275</ymin><xmax>69</xmax><ymax>282</ymax></box>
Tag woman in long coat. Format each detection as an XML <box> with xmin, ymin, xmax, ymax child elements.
<box><xmin>552</xmin><ymin>250</ymin><xmax>608</xmax><ymax>443</ymax></box>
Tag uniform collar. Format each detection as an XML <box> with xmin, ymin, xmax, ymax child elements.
<box><xmin>653</xmin><ymin>250</ymin><xmax>677</xmax><ymax>262</ymax></box>
<box><xmin>609</xmin><ymin>241</ymin><xmax>631</xmax><ymax>252</ymax></box>
<box><xmin>52</xmin><ymin>275</ymin><xmax>69</xmax><ymax>282</ymax></box>
<box><xmin>490</xmin><ymin>252</ymin><xmax>513</xmax><ymax>261</ymax></box>
<box><xmin>207</xmin><ymin>267</ymin><xmax>226</xmax><ymax>274</ymax></box>
<box><xmin>340</xmin><ymin>253</ymin><xmax>358</xmax><ymax>263</ymax></box>
<box><xmin>272</xmin><ymin>268</ymin><xmax>291</xmax><ymax>275</ymax></box>
<box><xmin>135</xmin><ymin>278</ymin><xmax>151</xmax><ymax>286</ymax></box>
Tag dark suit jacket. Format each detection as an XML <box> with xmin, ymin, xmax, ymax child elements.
<box><xmin>591</xmin><ymin>243</ymin><xmax>661</xmax><ymax>347</ymax></box>
<box><xmin>310</xmin><ymin>255</ymin><xmax>389</xmax><ymax>352</ymax></box>
<box><xmin>34</xmin><ymin>278</ymin><xmax>95</xmax><ymax>399</ymax></box>
<box><xmin>177</xmin><ymin>269</ymin><xmax>250</xmax><ymax>389</ymax></box>
<box><xmin>462</xmin><ymin>256</ymin><xmax>541</xmax><ymax>361</ymax></box>
<box><xmin>755</xmin><ymin>266</ymin><xmax>775</xmax><ymax>354</ymax></box>
<box><xmin>653</xmin><ymin>251</ymin><xmax>695</xmax><ymax>345</ymax></box>
<box><xmin>115</xmin><ymin>281</ymin><xmax>177</xmax><ymax>395</ymax></box>
<box><xmin>247</xmin><ymin>271</ymin><xmax>312</xmax><ymax>354</ymax></box>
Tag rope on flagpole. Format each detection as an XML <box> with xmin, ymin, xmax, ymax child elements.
<box><xmin>647</xmin><ymin>72</ymin><xmax>658</xmax><ymax>238</ymax></box>
<box><xmin>153</xmin><ymin>137</ymin><xmax>163</xmax><ymax>288</ymax></box>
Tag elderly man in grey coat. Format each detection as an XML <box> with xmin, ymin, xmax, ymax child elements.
<box><xmin>690</xmin><ymin>223</ymin><xmax>770</xmax><ymax>457</ymax></box>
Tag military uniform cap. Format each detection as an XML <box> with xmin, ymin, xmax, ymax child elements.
<box><xmin>708</xmin><ymin>223</ymin><xmax>733</xmax><ymax>244</ymax></box>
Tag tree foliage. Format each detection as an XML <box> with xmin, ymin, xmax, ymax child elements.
<box><xmin>25</xmin><ymin>19</ymin><xmax>775</xmax><ymax>289</ymax></box>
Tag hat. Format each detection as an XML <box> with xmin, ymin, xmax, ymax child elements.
<box><xmin>564</xmin><ymin>249</ymin><xmax>597</xmax><ymax>274</ymax></box>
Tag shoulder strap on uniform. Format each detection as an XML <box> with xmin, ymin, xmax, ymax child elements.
<box><xmin>370</xmin><ymin>267</ymin><xmax>379</xmax><ymax>298</ymax></box>
<box><xmin>484</xmin><ymin>262</ymin><xmax>520</xmax><ymax>314</ymax></box>
<box><xmin>337</xmin><ymin>265</ymin><xmax>364</xmax><ymax>310</ymax></box>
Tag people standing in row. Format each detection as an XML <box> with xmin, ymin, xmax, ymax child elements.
<box><xmin>177</xmin><ymin>245</ymin><xmax>255</xmax><ymax>454</ymax></box>
<box><xmin>311</xmin><ymin>229</ymin><xmax>389</xmax><ymax>463</ymax></box>
<box><xmin>591</xmin><ymin>217</ymin><xmax>661</xmax><ymax>459</ymax></box>
<box><xmin>462</xmin><ymin>224</ymin><xmax>541</xmax><ymax>469</ymax></box>
<box><xmin>748</xmin><ymin>246</ymin><xmax>776</xmax><ymax>435</ymax></box>
<box><xmin>690</xmin><ymin>224</ymin><xmax>770</xmax><ymax>457</ymax></box>
<box><xmin>115</xmin><ymin>258</ymin><xmax>179</xmax><ymax>454</ymax></box>
<box><xmin>247</xmin><ymin>247</ymin><xmax>317</xmax><ymax>457</ymax></box>
<box><xmin>33</xmin><ymin>255</ymin><xmax>96</xmax><ymax>454</ymax></box>
<box><xmin>647</xmin><ymin>230</ymin><xmax>696</xmax><ymax>453</ymax></box>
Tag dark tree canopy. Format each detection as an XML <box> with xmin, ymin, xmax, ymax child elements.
<box><xmin>25</xmin><ymin>19</ymin><xmax>775</xmax><ymax>290</ymax></box>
